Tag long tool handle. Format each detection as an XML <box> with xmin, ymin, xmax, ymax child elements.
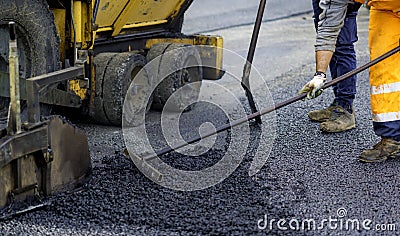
<box><xmin>241</xmin><ymin>0</ymin><xmax>267</xmax><ymax>124</ymax></box>
<box><xmin>143</xmin><ymin>44</ymin><xmax>400</xmax><ymax>162</ymax></box>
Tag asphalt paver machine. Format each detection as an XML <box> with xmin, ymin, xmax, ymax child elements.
<box><xmin>0</xmin><ymin>0</ymin><xmax>224</xmax><ymax>214</ymax></box>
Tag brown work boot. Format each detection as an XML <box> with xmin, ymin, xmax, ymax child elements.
<box><xmin>308</xmin><ymin>105</ymin><xmax>340</xmax><ymax>122</ymax></box>
<box><xmin>319</xmin><ymin>106</ymin><xmax>355</xmax><ymax>132</ymax></box>
<box><xmin>358</xmin><ymin>138</ymin><xmax>400</xmax><ymax>163</ymax></box>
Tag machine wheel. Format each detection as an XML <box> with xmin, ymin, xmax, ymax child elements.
<box><xmin>0</xmin><ymin>0</ymin><xmax>60</xmax><ymax>114</ymax></box>
<box><xmin>147</xmin><ymin>43</ymin><xmax>203</xmax><ymax>112</ymax></box>
<box><xmin>93</xmin><ymin>52</ymin><xmax>152</xmax><ymax>126</ymax></box>
<box><xmin>92</xmin><ymin>53</ymin><xmax>116</xmax><ymax>124</ymax></box>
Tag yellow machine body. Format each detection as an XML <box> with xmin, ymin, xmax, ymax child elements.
<box><xmin>95</xmin><ymin>0</ymin><xmax>186</xmax><ymax>36</ymax></box>
<box><xmin>48</xmin><ymin>0</ymin><xmax>223</xmax><ymax>100</ymax></box>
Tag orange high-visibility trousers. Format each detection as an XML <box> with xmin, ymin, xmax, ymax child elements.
<box><xmin>368</xmin><ymin>0</ymin><xmax>400</xmax><ymax>138</ymax></box>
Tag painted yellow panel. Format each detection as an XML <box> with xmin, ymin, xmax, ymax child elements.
<box><xmin>96</xmin><ymin>0</ymin><xmax>129</xmax><ymax>28</ymax></box>
<box><xmin>194</xmin><ymin>35</ymin><xmax>224</xmax><ymax>80</ymax></box>
<box><xmin>69</xmin><ymin>80</ymin><xmax>88</xmax><ymax>100</ymax></box>
<box><xmin>145</xmin><ymin>38</ymin><xmax>195</xmax><ymax>49</ymax></box>
<box><xmin>112</xmin><ymin>0</ymin><xmax>186</xmax><ymax>36</ymax></box>
<box><xmin>52</xmin><ymin>9</ymin><xmax>66</xmax><ymax>63</ymax></box>
<box><xmin>73</xmin><ymin>1</ymin><xmax>82</xmax><ymax>42</ymax></box>
<box><xmin>72</xmin><ymin>1</ymin><xmax>93</xmax><ymax>49</ymax></box>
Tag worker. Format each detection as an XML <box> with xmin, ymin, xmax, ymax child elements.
<box><xmin>299</xmin><ymin>0</ymin><xmax>400</xmax><ymax>162</ymax></box>
<box><xmin>302</xmin><ymin>0</ymin><xmax>362</xmax><ymax>133</ymax></box>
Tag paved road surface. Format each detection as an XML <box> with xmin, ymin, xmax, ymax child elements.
<box><xmin>183</xmin><ymin>0</ymin><xmax>312</xmax><ymax>34</ymax></box>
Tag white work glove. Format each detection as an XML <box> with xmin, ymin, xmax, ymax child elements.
<box><xmin>298</xmin><ymin>72</ymin><xmax>326</xmax><ymax>99</ymax></box>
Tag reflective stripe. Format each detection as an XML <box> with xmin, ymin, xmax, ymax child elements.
<box><xmin>372</xmin><ymin>112</ymin><xmax>400</xmax><ymax>122</ymax></box>
<box><xmin>370</xmin><ymin>91</ymin><xmax>400</xmax><ymax>114</ymax></box>
<box><xmin>371</xmin><ymin>81</ymin><xmax>400</xmax><ymax>95</ymax></box>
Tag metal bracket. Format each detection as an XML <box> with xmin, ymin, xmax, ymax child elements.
<box><xmin>7</xmin><ymin>22</ymin><xmax>21</xmax><ymax>135</ymax></box>
<box><xmin>0</xmin><ymin>125</ymin><xmax>48</xmax><ymax>169</ymax></box>
<box><xmin>10</xmin><ymin>183</ymin><xmax>38</xmax><ymax>198</ymax></box>
<box><xmin>26</xmin><ymin>66</ymin><xmax>84</xmax><ymax>124</ymax></box>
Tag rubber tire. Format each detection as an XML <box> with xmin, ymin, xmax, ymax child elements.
<box><xmin>0</xmin><ymin>0</ymin><xmax>59</xmax><ymax>77</ymax></box>
<box><xmin>147</xmin><ymin>43</ymin><xmax>203</xmax><ymax>112</ymax></box>
<box><xmin>0</xmin><ymin>0</ymin><xmax>60</xmax><ymax>114</ymax></box>
<box><xmin>92</xmin><ymin>53</ymin><xmax>117</xmax><ymax>124</ymax></box>
<box><xmin>93</xmin><ymin>52</ymin><xmax>152</xmax><ymax>126</ymax></box>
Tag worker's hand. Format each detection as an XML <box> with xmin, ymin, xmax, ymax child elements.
<box><xmin>298</xmin><ymin>72</ymin><xmax>326</xmax><ymax>99</ymax></box>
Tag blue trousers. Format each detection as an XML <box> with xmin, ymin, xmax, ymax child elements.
<box><xmin>312</xmin><ymin>1</ymin><xmax>360</xmax><ymax>112</ymax></box>
<box><xmin>374</xmin><ymin>122</ymin><xmax>400</xmax><ymax>141</ymax></box>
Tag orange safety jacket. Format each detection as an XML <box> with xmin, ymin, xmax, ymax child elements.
<box><xmin>368</xmin><ymin>0</ymin><xmax>400</xmax><ymax>12</ymax></box>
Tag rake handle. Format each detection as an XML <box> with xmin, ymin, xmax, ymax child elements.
<box><xmin>143</xmin><ymin>44</ymin><xmax>400</xmax><ymax>162</ymax></box>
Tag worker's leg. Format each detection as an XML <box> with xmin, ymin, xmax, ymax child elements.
<box><xmin>312</xmin><ymin>0</ymin><xmax>359</xmax><ymax>110</ymax></box>
<box><xmin>369</xmin><ymin>9</ymin><xmax>400</xmax><ymax>140</ymax></box>
<box><xmin>309</xmin><ymin>2</ymin><xmax>359</xmax><ymax>128</ymax></box>
<box><xmin>308</xmin><ymin>1</ymin><xmax>338</xmax><ymax>122</ymax></box>
<box><xmin>359</xmin><ymin>5</ymin><xmax>400</xmax><ymax>162</ymax></box>
<box><xmin>313</xmin><ymin>6</ymin><xmax>359</xmax><ymax>132</ymax></box>
<box><xmin>329</xmin><ymin>14</ymin><xmax>358</xmax><ymax>113</ymax></box>
<box><xmin>308</xmin><ymin>1</ymin><xmax>337</xmax><ymax>122</ymax></box>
